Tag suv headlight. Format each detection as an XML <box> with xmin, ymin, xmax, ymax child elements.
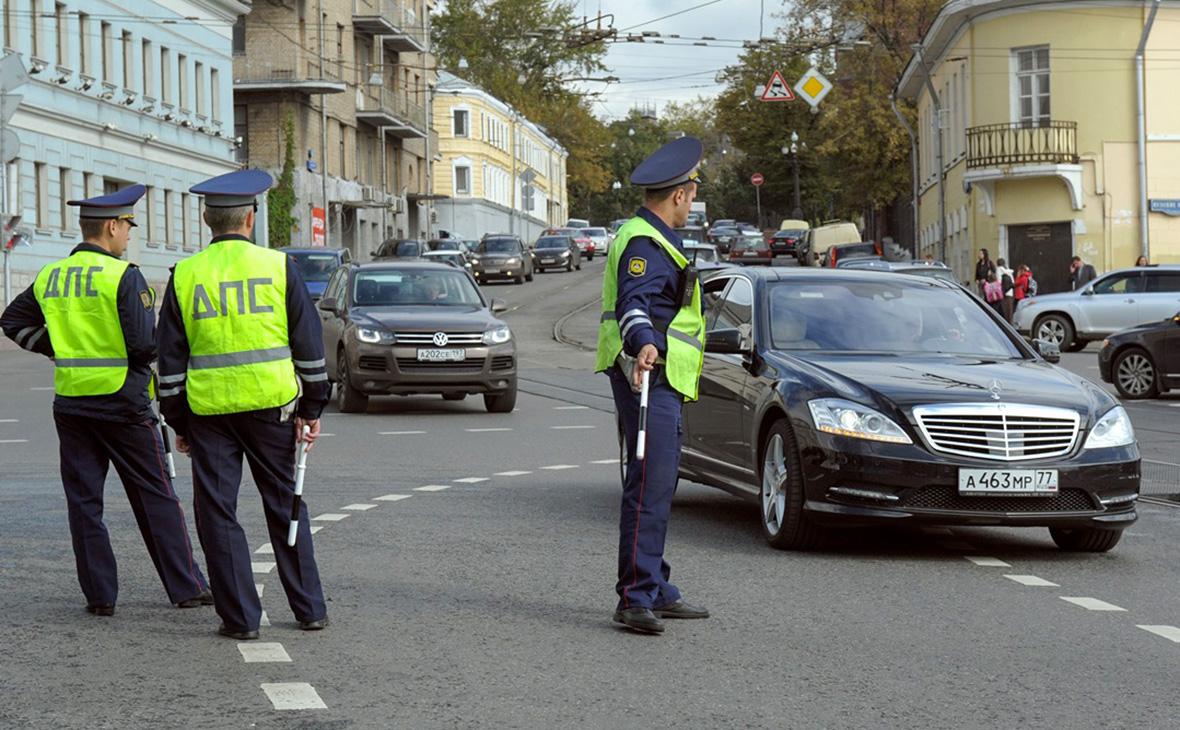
<box><xmin>807</xmin><ymin>399</ymin><xmax>912</xmax><ymax>444</ymax></box>
<box><xmin>505</xmin><ymin>257</ymin><xmax>520</xmax><ymax>265</ymax></box>
<box><xmin>1084</xmin><ymin>406</ymin><xmax>1135</xmax><ymax>449</ymax></box>
<box><xmin>356</xmin><ymin>326</ymin><xmax>395</xmax><ymax>344</ymax></box>
<box><xmin>561</xmin><ymin>250</ymin><xmax>571</xmax><ymax>257</ymax></box>
<box><xmin>483</xmin><ymin>326</ymin><xmax>512</xmax><ymax>345</ymax></box>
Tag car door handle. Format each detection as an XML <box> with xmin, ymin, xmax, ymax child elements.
<box><xmin>1125</xmin><ymin>298</ymin><xmax>1136</xmax><ymax>303</ymax></box>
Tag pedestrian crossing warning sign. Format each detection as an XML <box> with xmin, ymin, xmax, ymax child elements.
<box><xmin>760</xmin><ymin>70</ymin><xmax>795</xmax><ymax>102</ymax></box>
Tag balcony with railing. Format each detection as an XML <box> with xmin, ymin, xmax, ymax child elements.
<box><xmin>232</xmin><ymin>52</ymin><xmax>347</xmax><ymax>95</ymax></box>
<box><xmin>963</xmin><ymin>121</ymin><xmax>1084</xmax><ymax>212</ymax></box>
<box><xmin>356</xmin><ymin>83</ymin><xmax>427</xmax><ymax>138</ymax></box>
<box><xmin>353</xmin><ymin>0</ymin><xmax>428</xmax><ymax>52</ymax></box>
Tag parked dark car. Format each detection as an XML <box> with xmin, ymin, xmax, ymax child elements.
<box><xmin>768</xmin><ymin>229</ymin><xmax>806</xmax><ymax>257</ymax></box>
<box><xmin>278</xmin><ymin>247</ymin><xmax>352</xmax><ymax>300</ymax></box>
<box><xmin>473</xmin><ymin>234</ymin><xmax>534</xmax><ymax>284</ymax></box>
<box><xmin>1098</xmin><ymin>311</ymin><xmax>1180</xmax><ymax>399</ymax></box>
<box><xmin>374</xmin><ymin>238</ymin><xmax>426</xmax><ymax>260</ymax></box>
<box><xmin>317</xmin><ymin>260</ymin><xmax>517</xmax><ymax>413</ymax></box>
<box><xmin>837</xmin><ymin>258</ymin><xmax>957</xmax><ymax>282</ymax></box>
<box><xmin>533</xmin><ymin>235</ymin><xmax>582</xmax><ymax>272</ymax></box>
<box><xmin>728</xmin><ymin>235</ymin><xmax>773</xmax><ymax>265</ymax></box>
<box><xmin>707</xmin><ymin>225</ymin><xmax>741</xmax><ymax>253</ymax></box>
<box><xmin>645</xmin><ymin>267</ymin><xmax>1138</xmax><ymax>552</ymax></box>
<box><xmin>674</xmin><ymin>226</ymin><xmax>707</xmax><ymax>244</ymax></box>
<box><xmin>545</xmin><ymin>227</ymin><xmax>595</xmax><ymax>260</ymax></box>
<box><xmin>824</xmin><ymin>240</ymin><xmax>883</xmax><ymax>268</ymax></box>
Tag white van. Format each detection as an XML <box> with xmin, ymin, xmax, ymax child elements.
<box><xmin>799</xmin><ymin>221</ymin><xmax>861</xmax><ymax>266</ymax></box>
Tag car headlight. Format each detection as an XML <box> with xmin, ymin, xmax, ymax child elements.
<box><xmin>505</xmin><ymin>257</ymin><xmax>520</xmax><ymax>265</ymax></box>
<box><xmin>483</xmin><ymin>326</ymin><xmax>512</xmax><ymax>345</ymax></box>
<box><xmin>356</xmin><ymin>326</ymin><xmax>395</xmax><ymax>344</ymax></box>
<box><xmin>808</xmin><ymin>399</ymin><xmax>912</xmax><ymax>444</ymax></box>
<box><xmin>1084</xmin><ymin>406</ymin><xmax>1135</xmax><ymax>449</ymax></box>
<box><xmin>561</xmin><ymin>250</ymin><xmax>570</xmax><ymax>257</ymax></box>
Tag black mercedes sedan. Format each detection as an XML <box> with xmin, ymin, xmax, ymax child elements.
<box><xmin>317</xmin><ymin>261</ymin><xmax>517</xmax><ymax>413</ymax></box>
<box><xmin>670</xmin><ymin>267</ymin><xmax>1139</xmax><ymax>552</ymax></box>
<box><xmin>1097</xmin><ymin>311</ymin><xmax>1180</xmax><ymax>399</ymax></box>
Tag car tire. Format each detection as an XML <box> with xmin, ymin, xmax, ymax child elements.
<box><xmin>336</xmin><ymin>350</ymin><xmax>368</xmax><ymax>413</ymax></box>
<box><xmin>1112</xmin><ymin>347</ymin><xmax>1159</xmax><ymax>399</ymax></box>
<box><xmin>526</xmin><ymin>270</ymin><xmax>534</xmax><ymax>282</ymax></box>
<box><xmin>586</xmin><ymin>252</ymin><xmax>593</xmax><ymax>261</ymax></box>
<box><xmin>759</xmin><ymin>419</ymin><xmax>822</xmax><ymax>550</ymax></box>
<box><xmin>442</xmin><ymin>392</ymin><xmax>467</xmax><ymax>401</ymax></box>
<box><xmin>483</xmin><ymin>385</ymin><xmax>517</xmax><ymax>413</ymax></box>
<box><xmin>1033</xmin><ymin>314</ymin><xmax>1075</xmax><ymax>349</ymax></box>
<box><xmin>576</xmin><ymin>261</ymin><xmax>582</xmax><ymax>271</ymax></box>
<box><xmin>1049</xmin><ymin>527</ymin><xmax>1122</xmax><ymax>552</ymax></box>
<box><xmin>514</xmin><ymin>273</ymin><xmax>524</xmax><ymax>285</ymax></box>
<box><xmin>566</xmin><ymin>260</ymin><xmax>573</xmax><ymax>272</ymax></box>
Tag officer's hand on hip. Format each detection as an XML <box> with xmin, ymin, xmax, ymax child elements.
<box><xmin>176</xmin><ymin>434</ymin><xmax>190</xmax><ymax>454</ymax></box>
<box><xmin>633</xmin><ymin>343</ymin><xmax>659</xmax><ymax>390</ymax></box>
<box><xmin>295</xmin><ymin>417</ymin><xmax>321</xmax><ymax>451</ymax></box>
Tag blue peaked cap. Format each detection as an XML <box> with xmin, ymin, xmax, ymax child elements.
<box><xmin>190</xmin><ymin>169</ymin><xmax>273</xmax><ymax>208</ymax></box>
<box><xmin>67</xmin><ymin>184</ymin><xmax>145</xmax><ymax>226</ymax></box>
<box><xmin>629</xmin><ymin>136</ymin><xmax>704</xmax><ymax>189</ymax></box>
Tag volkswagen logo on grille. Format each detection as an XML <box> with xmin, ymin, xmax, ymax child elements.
<box><xmin>987</xmin><ymin>379</ymin><xmax>1003</xmax><ymax>400</ymax></box>
<box><xmin>432</xmin><ymin>332</ymin><xmax>449</xmax><ymax>347</ymax></box>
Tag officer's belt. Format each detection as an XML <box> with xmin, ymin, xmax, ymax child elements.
<box><xmin>601</xmin><ymin>311</ymin><xmax>701</xmax><ymax>351</ymax></box>
<box><xmin>188</xmin><ymin>345</ymin><xmax>292</xmax><ymax>369</ymax></box>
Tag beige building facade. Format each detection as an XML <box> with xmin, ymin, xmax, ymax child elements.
<box><xmin>233</xmin><ymin>0</ymin><xmax>436</xmax><ymax>259</ymax></box>
<box><xmin>898</xmin><ymin>0</ymin><xmax>1180</xmax><ymax>294</ymax></box>
<box><xmin>431</xmin><ymin>72</ymin><xmax>568</xmax><ymax>242</ymax></box>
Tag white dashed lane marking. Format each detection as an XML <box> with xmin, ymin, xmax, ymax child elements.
<box><xmin>380</xmin><ymin>430</ymin><xmax>426</xmax><ymax>435</ymax></box>
<box><xmin>1004</xmin><ymin>575</ymin><xmax>1058</xmax><ymax>586</ymax></box>
<box><xmin>551</xmin><ymin>425</ymin><xmax>595</xmax><ymax>430</ymax></box>
<box><xmin>553</xmin><ymin>406</ymin><xmax>589</xmax><ymax>410</ymax></box>
<box><xmin>965</xmin><ymin>556</ymin><xmax>1010</xmax><ymax>567</ymax></box>
<box><xmin>261</xmin><ymin>683</ymin><xmax>327</xmax><ymax>710</ymax></box>
<box><xmin>452</xmin><ymin>477</ymin><xmax>488</xmax><ymax>484</ymax></box>
<box><xmin>1138</xmin><ymin>625</ymin><xmax>1180</xmax><ymax>642</ymax></box>
<box><xmin>309</xmin><ymin>526</ymin><xmax>323</xmax><ymax>534</ymax></box>
<box><xmin>255</xmin><ymin>583</ymin><xmax>264</xmax><ymax>597</ymax></box>
<box><xmin>590</xmin><ymin>459</ymin><xmax>618</xmax><ymax>464</ymax></box>
<box><xmin>466</xmin><ymin>428</ymin><xmax>513</xmax><ymax>432</ymax></box>
<box><xmin>0</xmin><ymin>439</ymin><xmax>29</xmax><ymax>443</ymax></box>
<box><xmin>260</xmin><ymin>611</ymin><xmax>271</xmax><ymax>627</ymax></box>
<box><xmin>252</xmin><ymin>562</ymin><xmax>276</xmax><ymax>574</ymax></box>
<box><xmin>541</xmin><ymin>464</ymin><xmax>579</xmax><ymax>470</ymax></box>
<box><xmin>374</xmin><ymin>494</ymin><xmax>411</xmax><ymax>501</ymax></box>
<box><xmin>312</xmin><ymin>514</ymin><xmax>350</xmax><ymax>521</ymax></box>
<box><xmin>29</xmin><ymin>387</ymin><xmax>54</xmax><ymax>391</ymax></box>
<box><xmin>416</xmin><ymin>484</ymin><xmax>453</xmax><ymax>491</ymax></box>
<box><xmin>1061</xmin><ymin>597</ymin><xmax>1126</xmax><ymax>611</ymax></box>
<box><xmin>239</xmin><ymin>643</ymin><xmax>291</xmax><ymax>663</ymax></box>
<box><xmin>0</xmin><ymin>419</ymin><xmax>18</xmax><ymax>423</ymax></box>
<box><xmin>255</xmin><ymin>544</ymin><xmax>275</xmax><ymax>555</ymax></box>
<box><xmin>496</xmin><ymin>470</ymin><xmax>532</xmax><ymax>476</ymax></box>
<box><xmin>342</xmin><ymin>503</ymin><xmax>376</xmax><ymax>511</ymax></box>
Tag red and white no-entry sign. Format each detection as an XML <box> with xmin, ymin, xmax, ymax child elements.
<box><xmin>751</xmin><ymin>173</ymin><xmax>764</xmax><ymax>186</ymax></box>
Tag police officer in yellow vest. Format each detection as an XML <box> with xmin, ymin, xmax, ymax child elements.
<box><xmin>0</xmin><ymin>185</ymin><xmax>211</xmax><ymax>616</ymax></box>
<box><xmin>155</xmin><ymin>170</ymin><xmax>330</xmax><ymax>640</ymax></box>
<box><xmin>596</xmin><ymin>137</ymin><xmax>709</xmax><ymax>634</ymax></box>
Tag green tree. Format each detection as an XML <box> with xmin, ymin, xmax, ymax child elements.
<box><xmin>267</xmin><ymin>110</ymin><xmax>297</xmax><ymax>248</ymax></box>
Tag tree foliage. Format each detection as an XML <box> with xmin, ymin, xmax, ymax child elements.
<box><xmin>267</xmin><ymin>109</ymin><xmax>297</xmax><ymax>248</ymax></box>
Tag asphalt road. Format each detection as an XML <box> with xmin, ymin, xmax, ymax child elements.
<box><xmin>3</xmin><ymin>256</ymin><xmax>1180</xmax><ymax>729</ymax></box>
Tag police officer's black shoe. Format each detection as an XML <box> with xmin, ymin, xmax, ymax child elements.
<box><xmin>218</xmin><ymin>623</ymin><xmax>260</xmax><ymax>640</ymax></box>
<box><xmin>85</xmin><ymin>604</ymin><xmax>115</xmax><ymax>616</ymax></box>
<box><xmin>653</xmin><ymin>600</ymin><xmax>710</xmax><ymax>619</ymax></box>
<box><xmin>298</xmin><ymin>617</ymin><xmax>329</xmax><ymax>631</ymax></box>
<box><xmin>612</xmin><ymin>607</ymin><xmax>665</xmax><ymax>634</ymax></box>
<box><xmin>177</xmin><ymin>589</ymin><xmax>214</xmax><ymax>608</ymax></box>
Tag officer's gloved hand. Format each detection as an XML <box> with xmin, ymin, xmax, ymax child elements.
<box><xmin>633</xmin><ymin>343</ymin><xmax>659</xmax><ymax>390</ymax></box>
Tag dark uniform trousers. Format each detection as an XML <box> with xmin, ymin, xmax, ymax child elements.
<box><xmin>189</xmin><ymin>410</ymin><xmax>326</xmax><ymax>632</ymax></box>
<box><xmin>609</xmin><ymin>367</ymin><xmax>684</xmax><ymax>612</ymax></box>
<box><xmin>54</xmin><ymin>411</ymin><xmax>207</xmax><ymax>606</ymax></box>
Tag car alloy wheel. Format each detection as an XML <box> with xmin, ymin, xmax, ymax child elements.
<box><xmin>336</xmin><ymin>350</ymin><xmax>369</xmax><ymax>413</ymax></box>
<box><xmin>1113</xmin><ymin>348</ymin><xmax>1159</xmax><ymax>399</ymax></box>
<box><xmin>1034</xmin><ymin>314</ymin><xmax>1074</xmax><ymax>349</ymax></box>
<box><xmin>758</xmin><ymin>420</ymin><xmax>821</xmax><ymax>550</ymax></box>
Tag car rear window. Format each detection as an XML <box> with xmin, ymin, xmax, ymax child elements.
<box><xmin>776</xmin><ymin>229</ymin><xmax>806</xmax><ymax>239</ymax></box>
<box><xmin>584</xmin><ymin>228</ymin><xmax>607</xmax><ymax>237</ymax></box>
<box><xmin>288</xmin><ymin>253</ymin><xmax>339</xmax><ymax>282</ymax></box>
<box><xmin>733</xmin><ymin>238</ymin><xmax>765</xmax><ymax>250</ymax></box>
<box><xmin>833</xmin><ymin>243</ymin><xmax>878</xmax><ymax>259</ymax></box>
<box><xmin>768</xmin><ymin>280</ymin><xmax>1023</xmax><ymax>357</ymax></box>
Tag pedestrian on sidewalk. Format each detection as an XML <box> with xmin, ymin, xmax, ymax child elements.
<box><xmin>0</xmin><ymin>185</ymin><xmax>211</xmax><ymax>616</ymax></box>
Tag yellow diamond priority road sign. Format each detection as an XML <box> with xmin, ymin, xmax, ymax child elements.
<box><xmin>794</xmin><ymin>66</ymin><xmax>833</xmax><ymax>110</ymax></box>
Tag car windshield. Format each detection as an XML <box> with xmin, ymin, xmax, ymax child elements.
<box><xmin>777</xmin><ymin>229</ymin><xmax>806</xmax><ymax>239</ymax></box>
<box><xmin>352</xmin><ymin>269</ymin><xmax>482</xmax><ymax>307</ymax></box>
<box><xmin>584</xmin><ymin>227</ymin><xmax>607</xmax><ymax>237</ymax></box>
<box><xmin>434</xmin><ymin>240</ymin><xmax>463</xmax><ymax>251</ymax></box>
<box><xmin>288</xmin><ymin>253</ymin><xmax>338</xmax><ymax>282</ymax></box>
<box><xmin>535</xmin><ymin>237</ymin><xmax>569</xmax><ymax>249</ymax></box>
<box><xmin>768</xmin><ymin>280</ymin><xmax>1023</xmax><ymax>357</ymax></box>
<box><xmin>712</xmin><ymin>226</ymin><xmax>738</xmax><ymax>235</ymax></box>
<box><xmin>478</xmin><ymin>238</ymin><xmax>521</xmax><ymax>254</ymax></box>
<box><xmin>394</xmin><ymin>241</ymin><xmax>421</xmax><ymax>256</ymax></box>
<box><xmin>834</xmin><ymin>243</ymin><xmax>878</xmax><ymax>259</ymax></box>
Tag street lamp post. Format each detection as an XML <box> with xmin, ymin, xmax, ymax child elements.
<box><xmin>782</xmin><ymin>131</ymin><xmax>804</xmax><ymax>219</ymax></box>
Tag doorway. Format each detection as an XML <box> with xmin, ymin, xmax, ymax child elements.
<box><xmin>1007</xmin><ymin>222</ymin><xmax>1072</xmax><ymax>294</ymax></box>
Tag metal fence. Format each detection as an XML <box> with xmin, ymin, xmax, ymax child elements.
<box><xmin>1140</xmin><ymin>458</ymin><xmax>1180</xmax><ymax>498</ymax></box>
<box><xmin>966</xmin><ymin>121</ymin><xmax>1079</xmax><ymax>169</ymax></box>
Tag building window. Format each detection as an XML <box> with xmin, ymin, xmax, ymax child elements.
<box><xmin>160</xmin><ymin>47</ymin><xmax>171</xmax><ymax>103</ymax></box>
<box><xmin>101</xmin><ymin>22</ymin><xmax>112</xmax><ymax>82</ymax></box>
<box><xmin>31</xmin><ymin>0</ymin><xmax>41</xmax><ymax>59</ymax></box>
<box><xmin>454</xmin><ymin>165</ymin><xmax>471</xmax><ymax>196</ymax></box>
<box><xmin>4</xmin><ymin>0</ymin><xmax>16</xmax><ymax>50</ymax></box>
<box><xmin>452</xmin><ymin>108</ymin><xmax>469</xmax><ymax>137</ymax></box>
<box><xmin>77</xmin><ymin>13</ymin><xmax>89</xmax><ymax>74</ymax></box>
<box><xmin>1014</xmin><ymin>46</ymin><xmax>1050</xmax><ymax>127</ymax></box>
<box><xmin>55</xmin><ymin>4</ymin><xmax>68</xmax><ymax>67</ymax></box>
<box><xmin>142</xmin><ymin>40</ymin><xmax>153</xmax><ymax>97</ymax></box>
<box><xmin>194</xmin><ymin>61</ymin><xmax>204</xmax><ymax>116</ymax></box>
<box><xmin>232</xmin><ymin>16</ymin><xmax>246</xmax><ymax>54</ymax></box>
<box><xmin>178</xmin><ymin>53</ymin><xmax>188</xmax><ymax>110</ymax></box>
<box><xmin>122</xmin><ymin>30</ymin><xmax>133</xmax><ymax>88</ymax></box>
<box><xmin>164</xmin><ymin>190</ymin><xmax>174</xmax><ymax>246</ymax></box>
<box><xmin>59</xmin><ymin>168</ymin><xmax>72</xmax><ymax>232</ymax></box>
<box><xmin>234</xmin><ymin>105</ymin><xmax>248</xmax><ymax>163</ymax></box>
<box><xmin>338</xmin><ymin>121</ymin><xmax>346</xmax><ymax>178</ymax></box>
<box><xmin>210</xmin><ymin>68</ymin><xmax>221</xmax><ymax>121</ymax></box>
<box><xmin>34</xmin><ymin>163</ymin><xmax>47</xmax><ymax>228</ymax></box>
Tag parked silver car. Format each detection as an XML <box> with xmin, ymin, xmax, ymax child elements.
<box><xmin>1012</xmin><ymin>265</ymin><xmax>1180</xmax><ymax>350</ymax></box>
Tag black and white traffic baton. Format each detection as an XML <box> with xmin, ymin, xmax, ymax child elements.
<box><xmin>159</xmin><ymin>413</ymin><xmax>177</xmax><ymax>478</ymax></box>
<box><xmin>287</xmin><ymin>425</ymin><xmax>311</xmax><ymax>547</ymax></box>
<box><xmin>635</xmin><ymin>369</ymin><xmax>650</xmax><ymax>460</ymax></box>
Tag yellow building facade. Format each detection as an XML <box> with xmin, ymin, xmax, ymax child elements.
<box><xmin>898</xmin><ymin>0</ymin><xmax>1180</xmax><ymax>294</ymax></box>
<box><xmin>431</xmin><ymin>72</ymin><xmax>568</xmax><ymax>241</ymax></box>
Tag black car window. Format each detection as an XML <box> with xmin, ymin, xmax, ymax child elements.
<box><xmin>714</xmin><ymin>278</ymin><xmax>754</xmax><ymax>338</ymax></box>
<box><xmin>1144</xmin><ymin>272</ymin><xmax>1180</xmax><ymax>293</ymax></box>
<box><xmin>324</xmin><ymin>268</ymin><xmax>345</xmax><ymax>302</ymax></box>
<box><xmin>289</xmin><ymin>252</ymin><xmax>339</xmax><ymax>283</ymax></box>
<box><xmin>535</xmin><ymin>237</ymin><xmax>570</xmax><ymax>249</ymax></box>
<box><xmin>703</xmin><ymin>277</ymin><xmax>734</xmax><ymax>331</ymax></box>
<box><xmin>1092</xmin><ymin>272</ymin><xmax>1142</xmax><ymax>295</ymax></box>
<box><xmin>479</xmin><ymin>239</ymin><xmax>521</xmax><ymax>254</ymax></box>
<box><xmin>768</xmin><ymin>281</ymin><xmax>1023</xmax><ymax>357</ymax></box>
<box><xmin>352</xmin><ymin>269</ymin><xmax>482</xmax><ymax>307</ymax></box>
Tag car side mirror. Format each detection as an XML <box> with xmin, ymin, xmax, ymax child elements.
<box><xmin>490</xmin><ymin>298</ymin><xmax>508</xmax><ymax>314</ymax></box>
<box><xmin>1032</xmin><ymin>338</ymin><xmax>1061</xmax><ymax>363</ymax></box>
<box><xmin>317</xmin><ymin>297</ymin><xmax>340</xmax><ymax>314</ymax></box>
<box><xmin>1081</xmin><ymin>287</ymin><xmax>1094</xmax><ymax>296</ymax></box>
<box><xmin>705</xmin><ymin>327</ymin><xmax>747</xmax><ymax>354</ymax></box>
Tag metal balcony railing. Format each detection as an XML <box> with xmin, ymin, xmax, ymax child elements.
<box><xmin>966</xmin><ymin>121</ymin><xmax>1079</xmax><ymax>169</ymax></box>
<box><xmin>356</xmin><ymin>83</ymin><xmax>427</xmax><ymax>136</ymax></box>
<box><xmin>352</xmin><ymin>0</ymin><xmax>427</xmax><ymax>50</ymax></box>
<box><xmin>232</xmin><ymin>52</ymin><xmax>346</xmax><ymax>93</ymax></box>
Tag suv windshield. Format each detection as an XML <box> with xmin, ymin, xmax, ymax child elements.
<box><xmin>288</xmin><ymin>253</ymin><xmax>339</xmax><ymax>282</ymax></box>
<box><xmin>479</xmin><ymin>238</ymin><xmax>522</xmax><ymax>254</ymax></box>
<box><xmin>535</xmin><ymin>236</ymin><xmax>569</xmax><ymax>249</ymax></box>
<box><xmin>768</xmin><ymin>280</ymin><xmax>1022</xmax><ymax>357</ymax></box>
<box><xmin>352</xmin><ymin>269</ymin><xmax>483</xmax><ymax>307</ymax></box>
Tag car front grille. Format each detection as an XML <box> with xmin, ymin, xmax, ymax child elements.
<box><xmin>394</xmin><ymin>332</ymin><xmax>484</xmax><ymax>345</ymax></box>
<box><xmin>912</xmin><ymin>404</ymin><xmax>1080</xmax><ymax>462</ymax></box>
<box><xmin>358</xmin><ymin>355</ymin><xmax>387</xmax><ymax>370</ymax></box>
<box><xmin>491</xmin><ymin>355</ymin><xmax>515</xmax><ymax>371</ymax></box>
<box><xmin>395</xmin><ymin>357</ymin><xmax>485</xmax><ymax>373</ymax></box>
<box><xmin>904</xmin><ymin>486</ymin><xmax>1096</xmax><ymax>513</ymax></box>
